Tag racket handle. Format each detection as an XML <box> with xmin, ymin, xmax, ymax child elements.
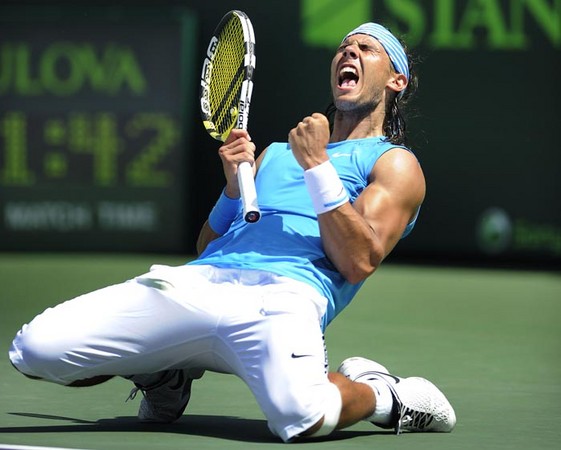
<box><xmin>237</xmin><ymin>161</ymin><xmax>260</xmax><ymax>223</ymax></box>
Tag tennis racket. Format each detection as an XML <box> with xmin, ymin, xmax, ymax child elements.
<box><xmin>200</xmin><ymin>10</ymin><xmax>260</xmax><ymax>223</ymax></box>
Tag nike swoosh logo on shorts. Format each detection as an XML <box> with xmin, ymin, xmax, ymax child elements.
<box><xmin>291</xmin><ymin>353</ymin><xmax>313</xmax><ymax>359</ymax></box>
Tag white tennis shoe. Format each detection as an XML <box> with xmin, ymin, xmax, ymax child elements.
<box><xmin>128</xmin><ymin>369</ymin><xmax>201</xmax><ymax>423</ymax></box>
<box><xmin>337</xmin><ymin>356</ymin><xmax>456</xmax><ymax>434</ymax></box>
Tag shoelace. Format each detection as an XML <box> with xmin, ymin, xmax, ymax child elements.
<box><xmin>124</xmin><ymin>370</ymin><xmax>182</xmax><ymax>403</ymax></box>
<box><xmin>396</xmin><ymin>405</ymin><xmax>434</xmax><ymax>434</ymax></box>
<box><xmin>126</xmin><ymin>386</ymin><xmax>142</xmax><ymax>402</ymax></box>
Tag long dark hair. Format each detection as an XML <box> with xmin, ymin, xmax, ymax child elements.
<box><xmin>325</xmin><ymin>40</ymin><xmax>418</xmax><ymax>146</ymax></box>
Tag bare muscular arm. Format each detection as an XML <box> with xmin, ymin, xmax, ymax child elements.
<box><xmin>289</xmin><ymin>113</ymin><xmax>425</xmax><ymax>284</ymax></box>
<box><xmin>318</xmin><ymin>149</ymin><xmax>425</xmax><ymax>283</ymax></box>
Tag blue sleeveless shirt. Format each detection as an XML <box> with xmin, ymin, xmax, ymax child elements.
<box><xmin>190</xmin><ymin>137</ymin><xmax>419</xmax><ymax>330</ymax></box>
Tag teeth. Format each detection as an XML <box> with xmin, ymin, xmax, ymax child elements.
<box><xmin>340</xmin><ymin>66</ymin><xmax>357</xmax><ymax>76</ymax></box>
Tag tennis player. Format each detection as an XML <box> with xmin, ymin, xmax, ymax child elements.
<box><xmin>9</xmin><ymin>23</ymin><xmax>456</xmax><ymax>441</ymax></box>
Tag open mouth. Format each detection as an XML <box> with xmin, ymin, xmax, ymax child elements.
<box><xmin>338</xmin><ymin>66</ymin><xmax>359</xmax><ymax>88</ymax></box>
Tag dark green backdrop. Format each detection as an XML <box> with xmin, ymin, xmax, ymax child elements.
<box><xmin>1</xmin><ymin>0</ymin><xmax>559</xmax><ymax>267</ymax></box>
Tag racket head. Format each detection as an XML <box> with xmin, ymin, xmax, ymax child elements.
<box><xmin>200</xmin><ymin>10</ymin><xmax>256</xmax><ymax>142</ymax></box>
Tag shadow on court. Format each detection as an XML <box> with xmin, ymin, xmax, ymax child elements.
<box><xmin>1</xmin><ymin>413</ymin><xmax>387</xmax><ymax>443</ymax></box>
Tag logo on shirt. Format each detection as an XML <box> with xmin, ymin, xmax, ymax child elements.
<box><xmin>331</xmin><ymin>152</ymin><xmax>352</xmax><ymax>158</ymax></box>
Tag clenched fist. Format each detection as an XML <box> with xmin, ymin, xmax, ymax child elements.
<box><xmin>288</xmin><ymin>113</ymin><xmax>330</xmax><ymax>170</ymax></box>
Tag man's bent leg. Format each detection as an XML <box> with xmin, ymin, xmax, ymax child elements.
<box><xmin>301</xmin><ymin>373</ymin><xmax>376</xmax><ymax>438</ymax></box>
<box><xmin>9</xmin><ymin>275</ymin><xmax>211</xmax><ymax>386</ymax></box>
<box><xmin>337</xmin><ymin>356</ymin><xmax>457</xmax><ymax>433</ymax></box>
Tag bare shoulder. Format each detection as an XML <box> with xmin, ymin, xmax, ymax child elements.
<box><xmin>352</xmin><ymin>147</ymin><xmax>425</xmax><ymax>256</ymax></box>
<box><xmin>373</xmin><ymin>147</ymin><xmax>424</xmax><ymax>180</ymax></box>
<box><xmin>371</xmin><ymin>147</ymin><xmax>426</xmax><ymax>207</ymax></box>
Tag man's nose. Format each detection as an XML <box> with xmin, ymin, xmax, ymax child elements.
<box><xmin>343</xmin><ymin>44</ymin><xmax>358</xmax><ymax>58</ymax></box>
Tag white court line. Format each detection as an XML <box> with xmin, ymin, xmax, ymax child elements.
<box><xmin>0</xmin><ymin>445</ymin><xmax>90</xmax><ymax>450</ymax></box>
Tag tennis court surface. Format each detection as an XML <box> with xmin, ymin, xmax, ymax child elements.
<box><xmin>1</xmin><ymin>253</ymin><xmax>559</xmax><ymax>449</ymax></box>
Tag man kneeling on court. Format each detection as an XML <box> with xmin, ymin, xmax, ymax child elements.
<box><xmin>9</xmin><ymin>22</ymin><xmax>456</xmax><ymax>441</ymax></box>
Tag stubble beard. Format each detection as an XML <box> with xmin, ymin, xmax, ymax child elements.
<box><xmin>334</xmin><ymin>97</ymin><xmax>380</xmax><ymax>120</ymax></box>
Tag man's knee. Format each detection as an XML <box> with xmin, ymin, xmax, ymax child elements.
<box><xmin>9</xmin><ymin>324</ymin><xmax>80</xmax><ymax>385</ymax></box>
<box><xmin>300</xmin><ymin>383</ymin><xmax>343</xmax><ymax>440</ymax></box>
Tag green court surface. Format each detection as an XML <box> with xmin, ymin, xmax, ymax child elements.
<box><xmin>1</xmin><ymin>253</ymin><xmax>560</xmax><ymax>449</ymax></box>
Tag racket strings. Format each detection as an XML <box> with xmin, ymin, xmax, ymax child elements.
<box><xmin>209</xmin><ymin>17</ymin><xmax>245</xmax><ymax>136</ymax></box>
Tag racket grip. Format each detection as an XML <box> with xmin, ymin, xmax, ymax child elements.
<box><xmin>237</xmin><ymin>161</ymin><xmax>260</xmax><ymax>223</ymax></box>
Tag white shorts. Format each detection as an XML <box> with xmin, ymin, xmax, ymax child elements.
<box><xmin>10</xmin><ymin>264</ymin><xmax>332</xmax><ymax>441</ymax></box>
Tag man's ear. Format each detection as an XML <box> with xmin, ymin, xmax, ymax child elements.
<box><xmin>387</xmin><ymin>72</ymin><xmax>408</xmax><ymax>95</ymax></box>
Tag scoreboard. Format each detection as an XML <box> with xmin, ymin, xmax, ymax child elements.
<box><xmin>0</xmin><ymin>6</ymin><xmax>197</xmax><ymax>252</ymax></box>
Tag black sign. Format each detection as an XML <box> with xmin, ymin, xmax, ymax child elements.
<box><xmin>0</xmin><ymin>6</ymin><xmax>197</xmax><ymax>252</ymax></box>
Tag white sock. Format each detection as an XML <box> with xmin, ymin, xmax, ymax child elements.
<box><xmin>363</xmin><ymin>379</ymin><xmax>395</xmax><ymax>426</ymax></box>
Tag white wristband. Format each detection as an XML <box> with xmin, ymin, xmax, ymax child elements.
<box><xmin>303</xmin><ymin>160</ymin><xmax>349</xmax><ymax>215</ymax></box>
